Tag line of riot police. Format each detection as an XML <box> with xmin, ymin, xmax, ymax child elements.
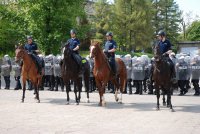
<box><xmin>0</xmin><ymin>53</ymin><xmax>200</xmax><ymax>96</ymax></box>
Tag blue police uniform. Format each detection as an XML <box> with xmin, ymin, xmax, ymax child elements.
<box><xmin>104</xmin><ymin>40</ymin><xmax>117</xmax><ymax>74</ymax></box>
<box><xmin>158</xmin><ymin>38</ymin><xmax>176</xmax><ymax>78</ymax></box>
<box><xmin>67</xmin><ymin>38</ymin><xmax>80</xmax><ymax>54</ymax></box>
<box><xmin>66</xmin><ymin>38</ymin><xmax>82</xmax><ymax>68</ymax></box>
<box><xmin>158</xmin><ymin>39</ymin><xmax>172</xmax><ymax>54</ymax></box>
<box><xmin>24</xmin><ymin>42</ymin><xmax>38</xmax><ymax>54</ymax></box>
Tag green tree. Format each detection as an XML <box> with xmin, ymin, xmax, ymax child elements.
<box><xmin>113</xmin><ymin>0</ymin><xmax>153</xmax><ymax>51</ymax></box>
<box><xmin>91</xmin><ymin>0</ymin><xmax>112</xmax><ymax>42</ymax></box>
<box><xmin>0</xmin><ymin>0</ymin><xmax>90</xmax><ymax>55</ymax></box>
<box><xmin>186</xmin><ymin>21</ymin><xmax>200</xmax><ymax>41</ymax></box>
<box><xmin>152</xmin><ymin>0</ymin><xmax>182</xmax><ymax>43</ymax></box>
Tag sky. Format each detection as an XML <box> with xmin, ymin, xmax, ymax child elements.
<box><xmin>175</xmin><ymin>0</ymin><xmax>200</xmax><ymax>16</ymax></box>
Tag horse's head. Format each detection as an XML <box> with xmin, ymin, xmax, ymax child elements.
<box><xmin>63</xmin><ymin>44</ymin><xmax>73</xmax><ymax>59</ymax></box>
<box><xmin>90</xmin><ymin>41</ymin><xmax>101</xmax><ymax>58</ymax></box>
<box><xmin>15</xmin><ymin>45</ymin><xmax>25</xmax><ymax>62</ymax></box>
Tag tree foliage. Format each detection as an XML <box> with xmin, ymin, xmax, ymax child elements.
<box><xmin>186</xmin><ymin>21</ymin><xmax>200</xmax><ymax>41</ymax></box>
<box><xmin>0</xmin><ymin>0</ymin><xmax>89</xmax><ymax>55</ymax></box>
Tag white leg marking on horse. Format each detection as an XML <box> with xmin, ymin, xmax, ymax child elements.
<box><xmin>115</xmin><ymin>90</ymin><xmax>119</xmax><ymax>102</ymax></box>
<box><xmin>119</xmin><ymin>93</ymin><xmax>123</xmax><ymax>104</ymax></box>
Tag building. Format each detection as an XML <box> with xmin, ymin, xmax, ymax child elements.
<box><xmin>177</xmin><ymin>41</ymin><xmax>200</xmax><ymax>57</ymax></box>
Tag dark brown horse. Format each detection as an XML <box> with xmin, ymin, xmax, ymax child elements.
<box><xmin>153</xmin><ymin>45</ymin><xmax>174</xmax><ymax>112</ymax></box>
<box><xmin>90</xmin><ymin>41</ymin><xmax>127</xmax><ymax>106</ymax></box>
<box><xmin>61</xmin><ymin>45</ymin><xmax>90</xmax><ymax>105</ymax></box>
<box><xmin>15</xmin><ymin>45</ymin><xmax>43</xmax><ymax>103</ymax></box>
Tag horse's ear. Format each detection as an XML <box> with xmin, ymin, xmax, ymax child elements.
<box><xmin>18</xmin><ymin>45</ymin><xmax>25</xmax><ymax>49</ymax></box>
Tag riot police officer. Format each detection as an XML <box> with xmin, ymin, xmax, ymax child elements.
<box><xmin>176</xmin><ymin>56</ymin><xmax>189</xmax><ymax>95</ymax></box>
<box><xmin>190</xmin><ymin>55</ymin><xmax>200</xmax><ymax>96</ymax></box>
<box><xmin>2</xmin><ymin>55</ymin><xmax>12</xmax><ymax>89</ymax></box>
<box><xmin>65</xmin><ymin>29</ymin><xmax>82</xmax><ymax>71</ymax></box>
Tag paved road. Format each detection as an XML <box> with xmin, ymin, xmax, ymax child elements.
<box><xmin>0</xmin><ymin>86</ymin><xmax>200</xmax><ymax>134</ymax></box>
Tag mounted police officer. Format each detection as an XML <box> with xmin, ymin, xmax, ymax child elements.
<box><xmin>66</xmin><ymin>29</ymin><xmax>82</xmax><ymax>71</ymax></box>
<box><xmin>103</xmin><ymin>32</ymin><xmax>117</xmax><ymax>76</ymax></box>
<box><xmin>156</xmin><ymin>30</ymin><xmax>176</xmax><ymax>81</ymax></box>
<box><xmin>24</xmin><ymin>36</ymin><xmax>42</xmax><ymax>90</ymax></box>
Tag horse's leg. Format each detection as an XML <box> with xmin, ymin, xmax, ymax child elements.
<box><xmin>33</xmin><ymin>81</ymin><xmax>40</xmax><ymax>103</ymax></box>
<box><xmin>78</xmin><ymin>77</ymin><xmax>82</xmax><ymax>103</ymax></box>
<box><xmin>21</xmin><ymin>77</ymin><xmax>26</xmax><ymax>103</ymax></box>
<box><xmin>95</xmin><ymin>80</ymin><xmax>103</xmax><ymax>106</ymax></box>
<box><xmin>162</xmin><ymin>89</ymin><xmax>166</xmax><ymax>106</ymax></box>
<box><xmin>74</xmin><ymin>80</ymin><xmax>79</xmax><ymax>105</ymax></box>
<box><xmin>65</xmin><ymin>80</ymin><xmax>70</xmax><ymax>105</ymax></box>
<box><xmin>167</xmin><ymin>87</ymin><xmax>174</xmax><ymax>112</ymax></box>
<box><xmin>155</xmin><ymin>84</ymin><xmax>160</xmax><ymax>110</ymax></box>
<box><xmin>111</xmin><ymin>79</ymin><xmax>119</xmax><ymax>102</ymax></box>
<box><xmin>84</xmin><ymin>72</ymin><xmax>90</xmax><ymax>103</ymax></box>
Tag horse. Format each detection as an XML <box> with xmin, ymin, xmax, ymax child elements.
<box><xmin>90</xmin><ymin>41</ymin><xmax>127</xmax><ymax>106</ymax></box>
<box><xmin>15</xmin><ymin>45</ymin><xmax>43</xmax><ymax>103</ymax></box>
<box><xmin>61</xmin><ymin>45</ymin><xmax>90</xmax><ymax>105</ymax></box>
<box><xmin>153</xmin><ymin>45</ymin><xmax>174</xmax><ymax>112</ymax></box>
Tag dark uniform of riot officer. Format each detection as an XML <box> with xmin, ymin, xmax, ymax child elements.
<box><xmin>24</xmin><ymin>36</ymin><xmax>42</xmax><ymax>90</ymax></box>
<box><xmin>2</xmin><ymin>55</ymin><xmax>12</xmax><ymax>89</ymax></box>
<box><xmin>190</xmin><ymin>55</ymin><xmax>200</xmax><ymax>96</ymax></box>
<box><xmin>103</xmin><ymin>32</ymin><xmax>117</xmax><ymax>93</ymax></box>
<box><xmin>176</xmin><ymin>56</ymin><xmax>189</xmax><ymax>95</ymax></box>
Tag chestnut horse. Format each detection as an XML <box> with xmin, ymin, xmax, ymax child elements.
<box><xmin>15</xmin><ymin>45</ymin><xmax>43</xmax><ymax>103</ymax></box>
<box><xmin>90</xmin><ymin>41</ymin><xmax>127</xmax><ymax>106</ymax></box>
<box><xmin>153</xmin><ymin>45</ymin><xmax>174</xmax><ymax>112</ymax></box>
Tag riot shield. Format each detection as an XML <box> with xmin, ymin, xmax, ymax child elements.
<box><xmin>11</xmin><ymin>60</ymin><xmax>21</xmax><ymax>77</ymax></box>
<box><xmin>131</xmin><ymin>57</ymin><xmax>145</xmax><ymax>80</ymax></box>
<box><xmin>175</xmin><ymin>57</ymin><xmax>190</xmax><ymax>80</ymax></box>
<box><xmin>44</xmin><ymin>55</ymin><xmax>54</xmax><ymax>76</ymax></box>
<box><xmin>190</xmin><ymin>56</ymin><xmax>200</xmax><ymax>80</ymax></box>
<box><xmin>123</xmin><ymin>54</ymin><xmax>132</xmax><ymax>79</ymax></box>
<box><xmin>53</xmin><ymin>55</ymin><xmax>62</xmax><ymax>77</ymax></box>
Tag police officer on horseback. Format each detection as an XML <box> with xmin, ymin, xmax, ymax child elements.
<box><xmin>66</xmin><ymin>29</ymin><xmax>82</xmax><ymax>71</ymax></box>
<box><xmin>148</xmin><ymin>30</ymin><xmax>176</xmax><ymax>94</ymax></box>
<box><xmin>24</xmin><ymin>36</ymin><xmax>42</xmax><ymax>73</ymax></box>
<box><xmin>156</xmin><ymin>30</ymin><xmax>176</xmax><ymax>80</ymax></box>
<box><xmin>103</xmin><ymin>32</ymin><xmax>117</xmax><ymax>76</ymax></box>
<box><xmin>24</xmin><ymin>36</ymin><xmax>43</xmax><ymax>90</ymax></box>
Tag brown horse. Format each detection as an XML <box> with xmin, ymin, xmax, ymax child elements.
<box><xmin>153</xmin><ymin>45</ymin><xmax>174</xmax><ymax>112</ymax></box>
<box><xmin>15</xmin><ymin>45</ymin><xmax>43</xmax><ymax>103</ymax></box>
<box><xmin>90</xmin><ymin>41</ymin><xmax>127</xmax><ymax>106</ymax></box>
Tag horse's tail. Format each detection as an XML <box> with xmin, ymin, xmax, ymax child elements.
<box><xmin>116</xmin><ymin>58</ymin><xmax>127</xmax><ymax>92</ymax></box>
<box><xmin>83</xmin><ymin>60</ymin><xmax>90</xmax><ymax>91</ymax></box>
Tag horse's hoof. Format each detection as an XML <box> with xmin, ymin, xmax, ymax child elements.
<box><xmin>37</xmin><ymin>100</ymin><xmax>40</xmax><ymax>103</ymax></box>
<box><xmin>156</xmin><ymin>107</ymin><xmax>160</xmax><ymax>111</ymax></box>
<box><xmin>115</xmin><ymin>98</ymin><xmax>119</xmax><ymax>102</ymax></box>
<box><xmin>66</xmin><ymin>101</ymin><xmax>70</xmax><ymax>105</ymax></box>
<box><xmin>21</xmin><ymin>100</ymin><xmax>24</xmax><ymax>103</ymax></box>
<box><xmin>76</xmin><ymin>103</ymin><xmax>79</xmax><ymax>105</ymax></box>
<box><xmin>171</xmin><ymin>109</ymin><xmax>175</xmax><ymax>112</ymax></box>
<box><xmin>87</xmin><ymin>99</ymin><xmax>90</xmax><ymax>103</ymax></box>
